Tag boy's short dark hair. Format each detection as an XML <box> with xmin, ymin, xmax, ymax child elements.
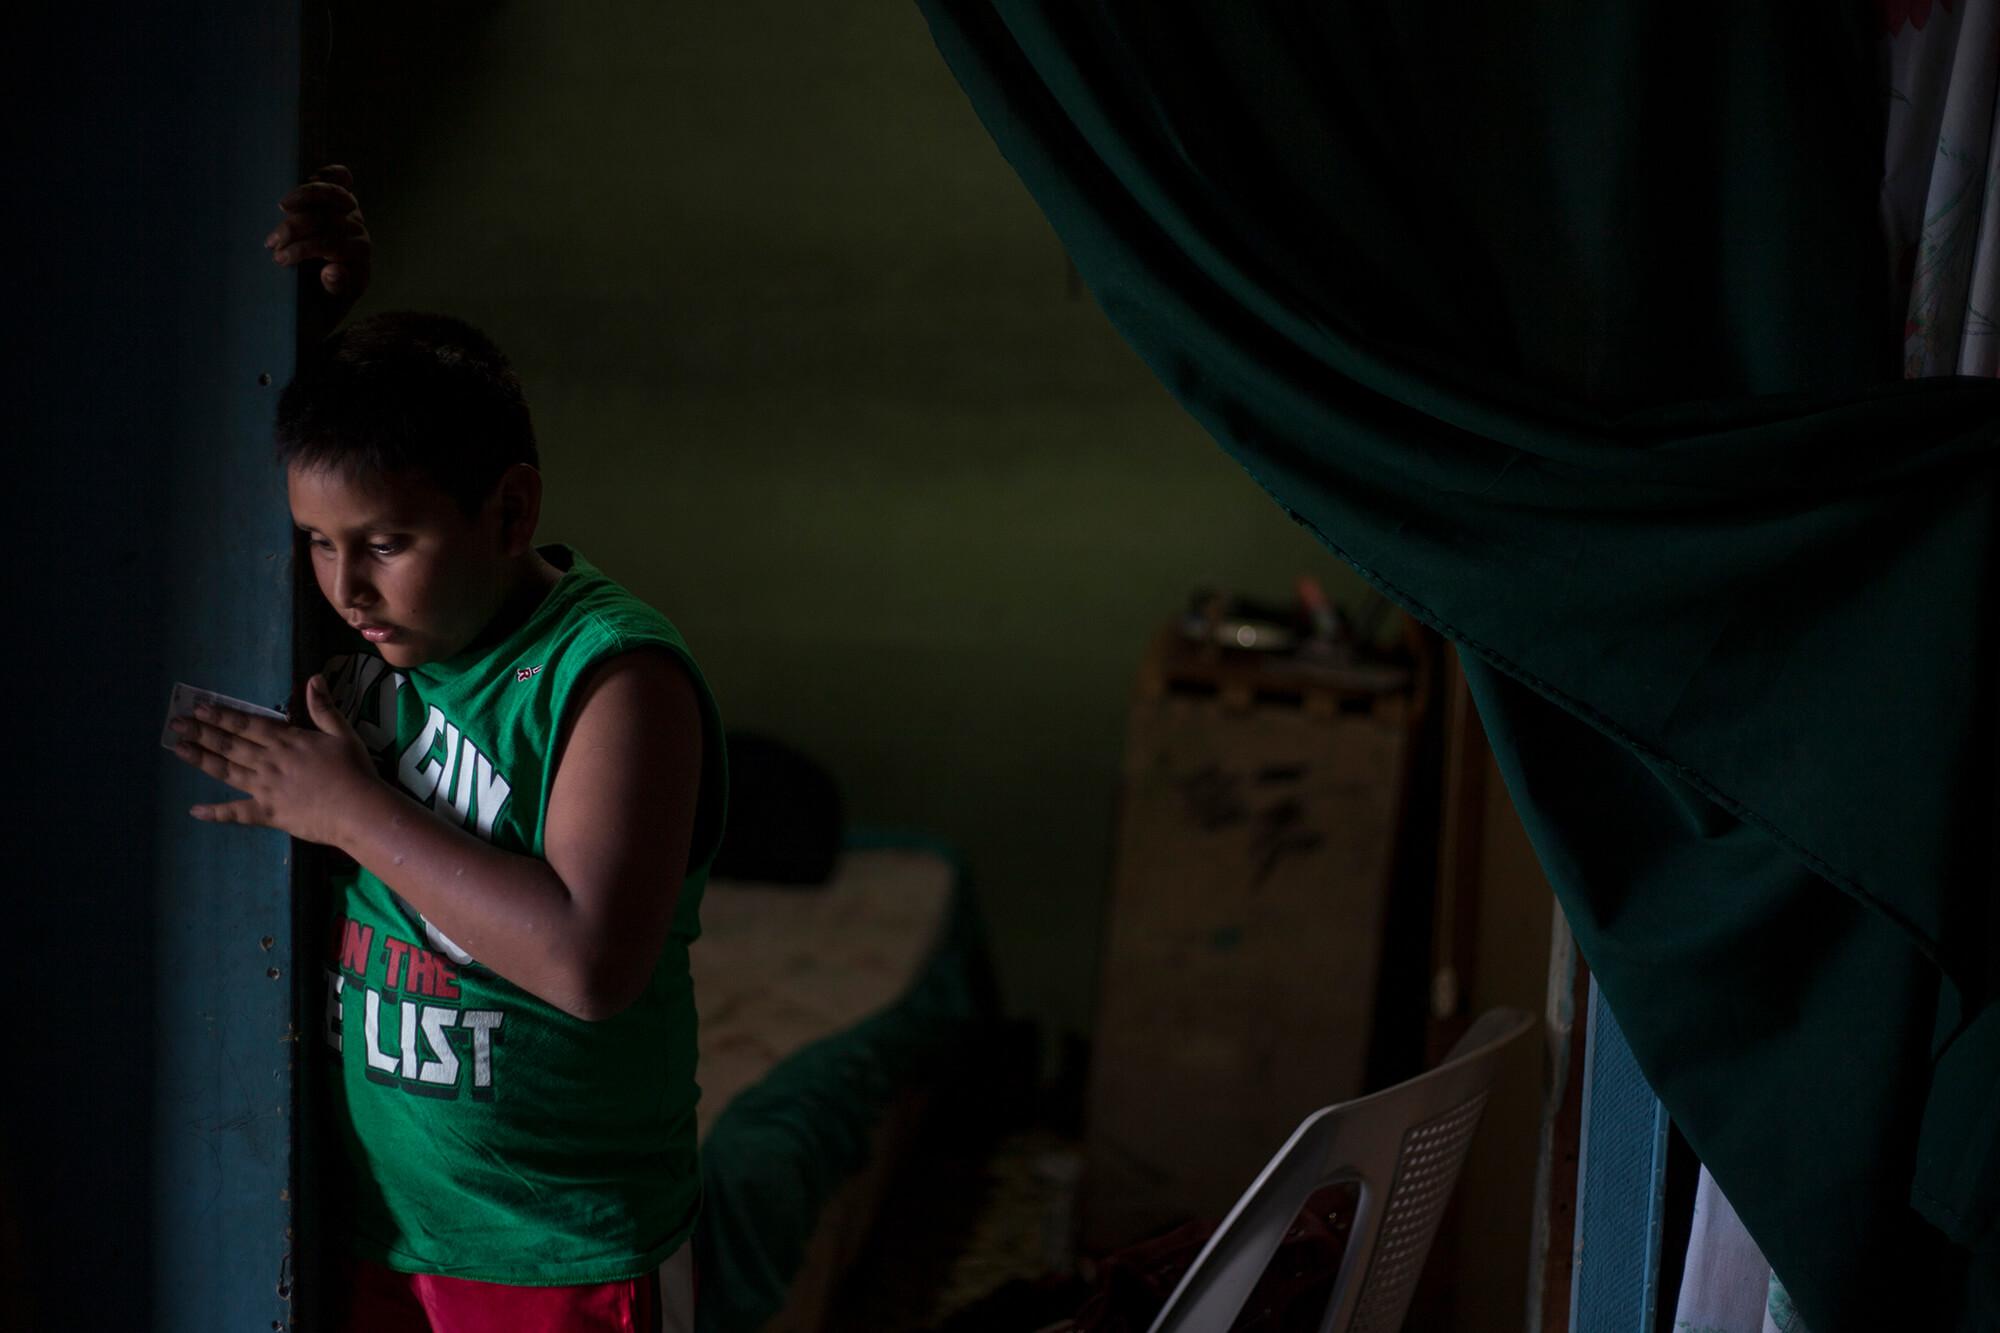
<box><xmin>276</xmin><ymin>311</ymin><xmax>538</xmax><ymax>514</ymax></box>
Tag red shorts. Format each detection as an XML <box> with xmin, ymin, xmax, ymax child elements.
<box><xmin>336</xmin><ymin>1247</ymin><xmax>697</xmax><ymax>1333</ymax></box>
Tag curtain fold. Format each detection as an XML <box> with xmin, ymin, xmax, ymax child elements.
<box><xmin>918</xmin><ymin>3</ymin><xmax>2000</xmax><ymax>1327</ymax></box>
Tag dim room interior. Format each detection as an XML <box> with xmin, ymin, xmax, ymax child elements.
<box><xmin>6</xmin><ymin>3</ymin><xmax>1999</xmax><ymax>1333</ymax></box>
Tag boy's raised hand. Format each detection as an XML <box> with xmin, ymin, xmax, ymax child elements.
<box><xmin>170</xmin><ymin>675</ymin><xmax>383</xmax><ymax>846</ymax></box>
<box><xmin>267</xmin><ymin>163</ymin><xmax>372</xmax><ymax>318</ymax></box>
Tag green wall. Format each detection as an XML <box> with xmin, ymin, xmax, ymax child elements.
<box><xmin>338</xmin><ymin>3</ymin><xmax>1384</xmax><ymax>1048</ymax></box>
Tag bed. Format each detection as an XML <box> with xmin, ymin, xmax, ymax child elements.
<box><xmin>690</xmin><ymin>829</ymin><xmax>993</xmax><ymax>1333</ymax></box>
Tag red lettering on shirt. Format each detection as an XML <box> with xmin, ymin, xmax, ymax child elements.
<box><xmin>403</xmin><ymin>948</ymin><xmax>461</xmax><ymax>1000</ymax></box>
<box><xmin>382</xmin><ymin>937</ymin><xmax>411</xmax><ymax>989</ymax></box>
<box><xmin>338</xmin><ymin>919</ymin><xmax>375</xmax><ymax>977</ymax></box>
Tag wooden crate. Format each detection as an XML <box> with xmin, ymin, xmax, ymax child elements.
<box><xmin>1080</xmin><ymin>624</ymin><xmax>1424</xmax><ymax>1250</ymax></box>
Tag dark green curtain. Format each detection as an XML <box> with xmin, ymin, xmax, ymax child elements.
<box><xmin>917</xmin><ymin>3</ymin><xmax>2000</xmax><ymax>1327</ymax></box>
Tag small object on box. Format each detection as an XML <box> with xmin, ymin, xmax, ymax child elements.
<box><xmin>1179</xmin><ymin>589</ymin><xmax>1299</xmax><ymax>654</ymax></box>
<box><xmin>1294</xmin><ymin>574</ymin><xmax>1340</xmax><ymax>643</ymax></box>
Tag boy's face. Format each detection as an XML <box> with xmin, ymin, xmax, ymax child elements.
<box><xmin>288</xmin><ymin>463</ymin><xmax>517</xmax><ymax>670</ymax></box>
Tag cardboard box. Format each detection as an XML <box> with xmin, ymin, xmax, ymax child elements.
<box><xmin>1081</xmin><ymin>628</ymin><xmax>1417</xmax><ymax>1249</ymax></box>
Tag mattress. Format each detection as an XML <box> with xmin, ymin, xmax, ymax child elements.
<box><xmin>692</xmin><ymin>842</ymin><xmax>958</xmax><ymax>1141</ymax></box>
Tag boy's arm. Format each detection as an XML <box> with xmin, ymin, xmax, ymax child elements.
<box><xmin>338</xmin><ymin>650</ymin><xmax>703</xmax><ymax>1020</ymax></box>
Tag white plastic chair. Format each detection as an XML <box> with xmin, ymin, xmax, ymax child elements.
<box><xmin>1146</xmin><ymin>1007</ymin><xmax>1538</xmax><ymax>1333</ymax></box>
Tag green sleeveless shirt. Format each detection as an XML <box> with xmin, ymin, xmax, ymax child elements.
<box><xmin>318</xmin><ymin>546</ymin><xmax>728</xmax><ymax>1284</ymax></box>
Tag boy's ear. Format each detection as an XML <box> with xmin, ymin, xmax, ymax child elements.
<box><xmin>494</xmin><ymin>463</ymin><xmax>544</xmax><ymax>556</ymax></box>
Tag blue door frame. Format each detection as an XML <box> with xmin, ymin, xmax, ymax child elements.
<box><xmin>5</xmin><ymin>6</ymin><xmax>302</xmax><ymax>1328</ymax></box>
<box><xmin>1569</xmin><ymin>978</ymin><xmax>1673</xmax><ymax>1333</ymax></box>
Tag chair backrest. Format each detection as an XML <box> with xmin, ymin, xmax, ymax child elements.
<box><xmin>1146</xmin><ymin>1007</ymin><xmax>1538</xmax><ymax>1333</ymax></box>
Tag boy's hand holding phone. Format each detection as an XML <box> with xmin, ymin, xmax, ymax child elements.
<box><xmin>168</xmin><ymin>674</ymin><xmax>383</xmax><ymax>846</ymax></box>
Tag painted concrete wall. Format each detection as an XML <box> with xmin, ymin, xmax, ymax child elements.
<box><xmin>6</xmin><ymin>6</ymin><xmax>300</xmax><ymax>1329</ymax></box>
<box><xmin>327</xmin><ymin>3</ymin><xmax>1388</xmax><ymax>1048</ymax></box>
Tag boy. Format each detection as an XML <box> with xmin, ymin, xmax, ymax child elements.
<box><xmin>169</xmin><ymin>171</ymin><xmax>725</xmax><ymax>1331</ymax></box>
